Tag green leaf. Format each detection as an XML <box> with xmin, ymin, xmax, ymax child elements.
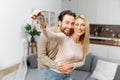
<box><xmin>24</xmin><ymin>23</ymin><xmax>41</xmax><ymax>38</ymax></box>
<box><xmin>25</xmin><ymin>23</ymin><xmax>31</xmax><ymax>31</ymax></box>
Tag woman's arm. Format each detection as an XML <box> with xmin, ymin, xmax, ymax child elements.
<box><xmin>60</xmin><ymin>58</ymin><xmax>85</xmax><ymax>71</ymax></box>
<box><xmin>72</xmin><ymin>58</ymin><xmax>85</xmax><ymax>69</ymax></box>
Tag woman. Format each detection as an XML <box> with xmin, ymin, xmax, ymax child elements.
<box><xmin>31</xmin><ymin>10</ymin><xmax>89</xmax><ymax>80</ymax></box>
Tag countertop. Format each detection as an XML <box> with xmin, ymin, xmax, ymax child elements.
<box><xmin>90</xmin><ymin>36</ymin><xmax>120</xmax><ymax>47</ymax></box>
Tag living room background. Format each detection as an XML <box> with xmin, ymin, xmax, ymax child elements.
<box><xmin>0</xmin><ymin>0</ymin><xmax>61</xmax><ymax>70</ymax></box>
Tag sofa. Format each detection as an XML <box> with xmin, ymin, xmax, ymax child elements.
<box><xmin>25</xmin><ymin>53</ymin><xmax>120</xmax><ymax>80</ymax></box>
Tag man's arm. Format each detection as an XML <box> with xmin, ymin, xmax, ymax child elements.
<box><xmin>41</xmin><ymin>28</ymin><xmax>65</xmax><ymax>43</ymax></box>
<box><xmin>37</xmin><ymin>32</ymin><xmax>58</xmax><ymax>69</ymax></box>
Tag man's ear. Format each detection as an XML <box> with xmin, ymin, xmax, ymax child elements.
<box><xmin>58</xmin><ymin>21</ymin><xmax>61</xmax><ymax>27</ymax></box>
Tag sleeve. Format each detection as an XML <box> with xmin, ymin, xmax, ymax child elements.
<box><xmin>73</xmin><ymin>58</ymin><xmax>86</xmax><ymax>69</ymax></box>
<box><xmin>41</xmin><ymin>28</ymin><xmax>65</xmax><ymax>43</ymax></box>
<box><xmin>37</xmin><ymin>32</ymin><xmax>58</xmax><ymax>69</ymax></box>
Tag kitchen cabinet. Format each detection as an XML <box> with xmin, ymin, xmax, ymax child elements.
<box><xmin>108</xmin><ymin>46</ymin><xmax>120</xmax><ymax>59</ymax></box>
<box><xmin>96</xmin><ymin>0</ymin><xmax>108</xmax><ymax>24</ymax></box>
<box><xmin>78</xmin><ymin>0</ymin><xmax>88</xmax><ymax>17</ymax></box>
<box><xmin>78</xmin><ymin>0</ymin><xmax>98</xmax><ymax>24</ymax></box>
<box><xmin>86</xmin><ymin>0</ymin><xmax>97</xmax><ymax>24</ymax></box>
<box><xmin>62</xmin><ymin>0</ymin><xmax>120</xmax><ymax>24</ymax></box>
<box><xmin>89</xmin><ymin>44</ymin><xmax>109</xmax><ymax>58</ymax></box>
<box><xmin>61</xmin><ymin>0</ymin><xmax>79</xmax><ymax>15</ymax></box>
<box><xmin>79</xmin><ymin>0</ymin><xmax>120</xmax><ymax>24</ymax></box>
<box><xmin>96</xmin><ymin>0</ymin><xmax>120</xmax><ymax>25</ymax></box>
<box><xmin>89</xmin><ymin>44</ymin><xmax>120</xmax><ymax>59</ymax></box>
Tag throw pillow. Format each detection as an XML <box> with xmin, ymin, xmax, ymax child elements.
<box><xmin>91</xmin><ymin>60</ymin><xmax>118</xmax><ymax>80</ymax></box>
<box><xmin>91</xmin><ymin>55</ymin><xmax>120</xmax><ymax>72</ymax></box>
<box><xmin>91</xmin><ymin>55</ymin><xmax>120</xmax><ymax>80</ymax></box>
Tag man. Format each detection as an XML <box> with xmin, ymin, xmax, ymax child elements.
<box><xmin>31</xmin><ymin>10</ymin><xmax>76</xmax><ymax>80</ymax></box>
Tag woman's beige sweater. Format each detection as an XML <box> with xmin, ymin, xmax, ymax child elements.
<box><xmin>41</xmin><ymin>28</ymin><xmax>85</xmax><ymax>70</ymax></box>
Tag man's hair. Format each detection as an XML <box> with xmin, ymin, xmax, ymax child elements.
<box><xmin>58</xmin><ymin>10</ymin><xmax>76</xmax><ymax>21</ymax></box>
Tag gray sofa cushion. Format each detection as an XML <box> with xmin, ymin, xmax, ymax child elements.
<box><xmin>87</xmin><ymin>77</ymin><xmax>97</xmax><ymax>80</ymax></box>
<box><xmin>72</xmin><ymin>70</ymin><xmax>91</xmax><ymax>80</ymax></box>
<box><xmin>75</xmin><ymin>53</ymin><xmax>93</xmax><ymax>72</ymax></box>
<box><xmin>91</xmin><ymin>55</ymin><xmax>120</xmax><ymax>80</ymax></box>
<box><xmin>27</xmin><ymin>54</ymin><xmax>38</xmax><ymax>68</ymax></box>
<box><xmin>114</xmin><ymin>65</ymin><xmax>120</xmax><ymax>80</ymax></box>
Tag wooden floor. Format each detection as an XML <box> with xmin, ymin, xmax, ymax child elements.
<box><xmin>0</xmin><ymin>63</ymin><xmax>19</xmax><ymax>79</ymax></box>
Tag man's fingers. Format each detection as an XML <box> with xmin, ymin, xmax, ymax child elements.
<box><xmin>31</xmin><ymin>15</ymin><xmax>37</xmax><ymax>20</ymax></box>
<box><xmin>31</xmin><ymin>10</ymin><xmax>42</xmax><ymax>20</ymax></box>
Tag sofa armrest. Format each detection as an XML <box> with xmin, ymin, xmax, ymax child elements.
<box><xmin>27</xmin><ymin>54</ymin><xmax>38</xmax><ymax>68</ymax></box>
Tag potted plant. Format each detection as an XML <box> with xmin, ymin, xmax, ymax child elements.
<box><xmin>25</xmin><ymin>23</ymin><xmax>41</xmax><ymax>42</ymax></box>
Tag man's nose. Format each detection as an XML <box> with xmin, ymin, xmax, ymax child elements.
<box><xmin>68</xmin><ymin>24</ymin><xmax>72</xmax><ymax>28</ymax></box>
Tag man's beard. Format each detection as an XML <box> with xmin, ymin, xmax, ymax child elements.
<box><xmin>59</xmin><ymin>24</ymin><xmax>73</xmax><ymax>36</ymax></box>
<box><xmin>61</xmin><ymin>28</ymin><xmax>71</xmax><ymax>36</ymax></box>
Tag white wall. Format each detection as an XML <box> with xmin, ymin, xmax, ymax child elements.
<box><xmin>61</xmin><ymin>0</ymin><xmax>79</xmax><ymax>15</ymax></box>
<box><xmin>0</xmin><ymin>0</ymin><xmax>61</xmax><ymax>70</ymax></box>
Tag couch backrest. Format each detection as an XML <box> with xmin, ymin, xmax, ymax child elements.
<box><xmin>75</xmin><ymin>53</ymin><xmax>94</xmax><ymax>72</ymax></box>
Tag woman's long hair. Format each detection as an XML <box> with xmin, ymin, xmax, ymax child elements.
<box><xmin>75</xmin><ymin>15</ymin><xmax>90</xmax><ymax>59</ymax></box>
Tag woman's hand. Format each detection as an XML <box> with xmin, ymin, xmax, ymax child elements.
<box><xmin>31</xmin><ymin>10</ymin><xmax>46</xmax><ymax>29</ymax></box>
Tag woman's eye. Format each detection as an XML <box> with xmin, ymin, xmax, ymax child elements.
<box><xmin>75</xmin><ymin>23</ymin><xmax>79</xmax><ymax>26</ymax></box>
<box><xmin>81</xmin><ymin>23</ymin><xmax>85</xmax><ymax>27</ymax></box>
